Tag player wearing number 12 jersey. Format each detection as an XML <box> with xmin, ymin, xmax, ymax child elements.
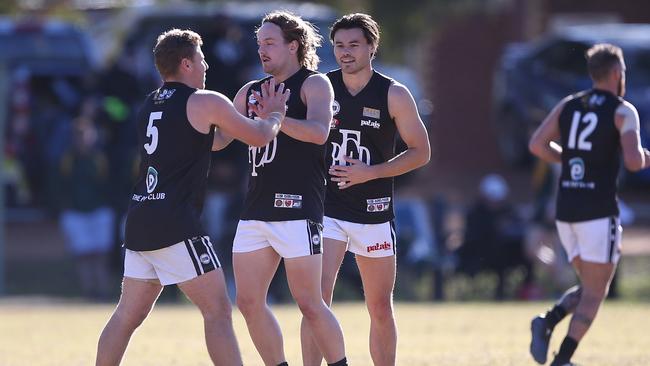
<box><xmin>528</xmin><ymin>43</ymin><xmax>650</xmax><ymax>366</ymax></box>
<box><xmin>96</xmin><ymin>28</ymin><xmax>289</xmax><ymax>366</ymax></box>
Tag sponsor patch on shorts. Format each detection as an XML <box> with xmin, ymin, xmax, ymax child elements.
<box><xmin>274</xmin><ymin>193</ymin><xmax>303</xmax><ymax>209</ymax></box>
<box><xmin>366</xmin><ymin>241</ymin><xmax>392</xmax><ymax>253</ymax></box>
<box><xmin>366</xmin><ymin>197</ymin><xmax>391</xmax><ymax>212</ymax></box>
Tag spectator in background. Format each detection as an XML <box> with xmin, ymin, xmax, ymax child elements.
<box><xmin>57</xmin><ymin>98</ymin><xmax>114</xmax><ymax>300</ymax></box>
<box><xmin>456</xmin><ymin>174</ymin><xmax>534</xmax><ymax>300</ymax></box>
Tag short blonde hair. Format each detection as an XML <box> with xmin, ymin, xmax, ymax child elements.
<box><xmin>586</xmin><ymin>43</ymin><xmax>624</xmax><ymax>82</ymax></box>
<box><xmin>153</xmin><ymin>28</ymin><xmax>203</xmax><ymax>79</ymax></box>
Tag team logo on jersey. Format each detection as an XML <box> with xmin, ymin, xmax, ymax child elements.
<box><xmin>154</xmin><ymin>88</ymin><xmax>176</xmax><ymax>101</ymax></box>
<box><xmin>249</xmin><ymin>137</ymin><xmax>277</xmax><ymax>176</ymax></box>
<box><xmin>562</xmin><ymin>157</ymin><xmax>595</xmax><ymax>189</ymax></box>
<box><xmin>330</xmin><ymin>100</ymin><xmax>341</xmax><ymax>129</ymax></box>
<box><xmin>146</xmin><ymin>166</ymin><xmax>158</xmax><ymax>193</ymax></box>
<box><xmin>331</xmin><ymin>129</ymin><xmax>371</xmax><ymax>166</ymax></box>
<box><xmin>588</xmin><ymin>94</ymin><xmax>606</xmax><ymax>107</ymax></box>
<box><xmin>367</xmin><ymin>197</ymin><xmax>391</xmax><ymax>212</ymax></box>
<box><xmin>332</xmin><ymin>100</ymin><xmax>340</xmax><ymax>116</ymax></box>
<box><xmin>199</xmin><ymin>253</ymin><xmax>211</xmax><ymax>265</ymax></box>
<box><xmin>362</xmin><ymin>107</ymin><xmax>380</xmax><ymax>119</ymax></box>
<box><xmin>274</xmin><ymin>193</ymin><xmax>303</xmax><ymax>209</ymax></box>
<box><xmin>569</xmin><ymin>157</ymin><xmax>585</xmax><ymax>181</ymax></box>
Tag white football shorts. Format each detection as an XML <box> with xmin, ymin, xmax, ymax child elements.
<box><xmin>232</xmin><ymin>219</ymin><xmax>323</xmax><ymax>258</ymax></box>
<box><xmin>556</xmin><ymin>216</ymin><xmax>622</xmax><ymax>264</ymax></box>
<box><xmin>323</xmin><ymin>216</ymin><xmax>396</xmax><ymax>258</ymax></box>
<box><xmin>124</xmin><ymin>236</ymin><xmax>221</xmax><ymax>285</ymax></box>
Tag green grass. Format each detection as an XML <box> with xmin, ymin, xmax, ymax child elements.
<box><xmin>0</xmin><ymin>300</ymin><xmax>648</xmax><ymax>365</ymax></box>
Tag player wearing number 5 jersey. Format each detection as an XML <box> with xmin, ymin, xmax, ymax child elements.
<box><xmin>528</xmin><ymin>43</ymin><xmax>650</xmax><ymax>366</ymax></box>
<box><xmin>96</xmin><ymin>28</ymin><xmax>289</xmax><ymax>366</ymax></box>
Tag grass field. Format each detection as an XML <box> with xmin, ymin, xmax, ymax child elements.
<box><xmin>0</xmin><ymin>300</ymin><xmax>648</xmax><ymax>366</ymax></box>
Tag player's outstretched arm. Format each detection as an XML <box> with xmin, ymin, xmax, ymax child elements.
<box><xmin>329</xmin><ymin>82</ymin><xmax>430</xmax><ymax>189</ymax></box>
<box><xmin>529</xmin><ymin>98</ymin><xmax>566</xmax><ymax>163</ymax></box>
<box><xmin>616</xmin><ymin>101</ymin><xmax>650</xmax><ymax>171</ymax></box>
<box><xmin>188</xmin><ymin>80</ymin><xmax>289</xmax><ymax>148</ymax></box>
<box><xmin>276</xmin><ymin>73</ymin><xmax>332</xmax><ymax>145</ymax></box>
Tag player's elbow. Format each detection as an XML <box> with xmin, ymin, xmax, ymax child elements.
<box><xmin>313</xmin><ymin>134</ymin><xmax>328</xmax><ymax>145</ymax></box>
<box><xmin>211</xmin><ymin>142</ymin><xmax>228</xmax><ymax>152</ymax></box>
<box><xmin>415</xmin><ymin>144</ymin><xmax>431</xmax><ymax>167</ymax></box>
<box><xmin>528</xmin><ymin>138</ymin><xmax>543</xmax><ymax>158</ymax></box>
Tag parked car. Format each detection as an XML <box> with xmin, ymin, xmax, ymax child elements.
<box><xmin>493</xmin><ymin>23</ymin><xmax>650</xmax><ymax>180</ymax></box>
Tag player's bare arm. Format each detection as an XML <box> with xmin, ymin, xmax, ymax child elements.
<box><xmin>615</xmin><ymin>100</ymin><xmax>650</xmax><ymax>171</ymax></box>
<box><xmin>276</xmin><ymin>73</ymin><xmax>333</xmax><ymax>144</ymax></box>
<box><xmin>208</xmin><ymin>81</ymin><xmax>257</xmax><ymax>151</ymax></box>
<box><xmin>330</xmin><ymin>82</ymin><xmax>430</xmax><ymax>189</ymax></box>
<box><xmin>211</xmin><ymin>128</ymin><xmax>233</xmax><ymax>151</ymax></box>
<box><xmin>188</xmin><ymin>79</ymin><xmax>288</xmax><ymax>148</ymax></box>
<box><xmin>529</xmin><ymin>98</ymin><xmax>568</xmax><ymax>164</ymax></box>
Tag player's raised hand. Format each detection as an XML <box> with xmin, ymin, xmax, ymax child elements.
<box><xmin>249</xmin><ymin>78</ymin><xmax>290</xmax><ymax>120</ymax></box>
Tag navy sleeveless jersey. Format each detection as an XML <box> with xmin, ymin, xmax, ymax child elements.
<box><xmin>324</xmin><ymin>69</ymin><xmax>397</xmax><ymax>224</ymax></box>
<box><xmin>556</xmin><ymin>89</ymin><xmax>622</xmax><ymax>222</ymax></box>
<box><xmin>241</xmin><ymin>67</ymin><xmax>327</xmax><ymax>223</ymax></box>
<box><xmin>125</xmin><ymin>82</ymin><xmax>214</xmax><ymax>251</ymax></box>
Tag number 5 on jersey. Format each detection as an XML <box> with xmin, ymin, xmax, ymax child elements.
<box><xmin>144</xmin><ymin>112</ymin><xmax>162</xmax><ymax>154</ymax></box>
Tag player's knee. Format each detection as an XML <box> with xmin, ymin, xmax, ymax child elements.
<box><xmin>203</xmin><ymin>307</ymin><xmax>233</xmax><ymax>326</ymax></box>
<box><xmin>115</xmin><ymin>306</ymin><xmax>149</xmax><ymax>330</ymax></box>
<box><xmin>200</xmin><ymin>298</ymin><xmax>233</xmax><ymax>323</ymax></box>
<box><xmin>366</xmin><ymin>297</ymin><xmax>394</xmax><ymax>323</ymax></box>
<box><xmin>294</xmin><ymin>296</ymin><xmax>323</xmax><ymax>320</ymax></box>
<box><xmin>235</xmin><ymin>293</ymin><xmax>263</xmax><ymax>316</ymax></box>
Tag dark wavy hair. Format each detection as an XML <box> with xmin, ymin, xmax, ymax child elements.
<box><xmin>330</xmin><ymin>13</ymin><xmax>380</xmax><ymax>58</ymax></box>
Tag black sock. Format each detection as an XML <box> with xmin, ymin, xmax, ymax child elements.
<box><xmin>276</xmin><ymin>363</ymin><xmax>288</xmax><ymax>366</ymax></box>
<box><xmin>555</xmin><ymin>336</ymin><xmax>578</xmax><ymax>362</ymax></box>
<box><xmin>545</xmin><ymin>304</ymin><xmax>567</xmax><ymax>329</ymax></box>
<box><xmin>328</xmin><ymin>357</ymin><xmax>348</xmax><ymax>366</ymax></box>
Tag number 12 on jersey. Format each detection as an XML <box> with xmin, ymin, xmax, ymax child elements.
<box><xmin>567</xmin><ymin>111</ymin><xmax>597</xmax><ymax>151</ymax></box>
<box><xmin>144</xmin><ymin>111</ymin><xmax>162</xmax><ymax>154</ymax></box>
